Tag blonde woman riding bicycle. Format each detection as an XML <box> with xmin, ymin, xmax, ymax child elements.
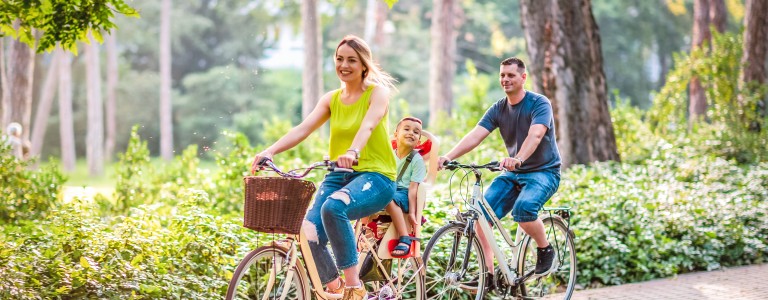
<box><xmin>251</xmin><ymin>35</ymin><xmax>398</xmax><ymax>300</ymax></box>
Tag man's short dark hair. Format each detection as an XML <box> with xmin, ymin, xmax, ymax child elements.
<box><xmin>500</xmin><ymin>57</ymin><xmax>526</xmax><ymax>73</ymax></box>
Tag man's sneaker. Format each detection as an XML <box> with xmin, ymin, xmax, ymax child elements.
<box><xmin>462</xmin><ymin>272</ymin><xmax>495</xmax><ymax>293</ymax></box>
<box><xmin>534</xmin><ymin>245</ymin><xmax>556</xmax><ymax>275</ymax></box>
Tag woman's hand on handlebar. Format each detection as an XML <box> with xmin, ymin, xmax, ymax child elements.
<box><xmin>336</xmin><ymin>152</ymin><xmax>357</xmax><ymax>169</ymax></box>
<box><xmin>251</xmin><ymin>150</ymin><xmax>274</xmax><ymax>174</ymax></box>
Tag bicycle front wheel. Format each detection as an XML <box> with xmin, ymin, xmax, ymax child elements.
<box><xmin>226</xmin><ymin>244</ymin><xmax>309</xmax><ymax>300</ymax></box>
<box><xmin>517</xmin><ymin>216</ymin><xmax>577</xmax><ymax>299</ymax></box>
<box><xmin>422</xmin><ymin>222</ymin><xmax>487</xmax><ymax>300</ymax></box>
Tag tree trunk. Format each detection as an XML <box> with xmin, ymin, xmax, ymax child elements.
<box><xmin>86</xmin><ymin>33</ymin><xmax>104</xmax><ymax>176</ymax></box>
<box><xmin>709</xmin><ymin>0</ymin><xmax>727</xmax><ymax>33</ymax></box>
<box><xmin>58</xmin><ymin>48</ymin><xmax>76</xmax><ymax>172</ymax></box>
<box><xmin>0</xmin><ymin>38</ymin><xmax>7</xmax><ymax>125</ymax></box>
<box><xmin>301</xmin><ymin>0</ymin><xmax>323</xmax><ymax>119</ymax></box>
<box><xmin>740</xmin><ymin>0</ymin><xmax>768</xmax><ymax>124</ymax></box>
<box><xmin>160</xmin><ymin>0</ymin><xmax>174</xmax><ymax>160</ymax></box>
<box><xmin>105</xmin><ymin>29</ymin><xmax>118</xmax><ymax>161</ymax></box>
<box><xmin>519</xmin><ymin>0</ymin><xmax>620</xmax><ymax>167</ymax></box>
<box><xmin>429</xmin><ymin>0</ymin><xmax>457</xmax><ymax>126</ymax></box>
<box><xmin>30</xmin><ymin>51</ymin><xmax>60</xmax><ymax>157</ymax></box>
<box><xmin>689</xmin><ymin>0</ymin><xmax>711</xmax><ymax>121</ymax></box>
<box><xmin>364</xmin><ymin>0</ymin><xmax>389</xmax><ymax>52</ymax></box>
<box><xmin>4</xmin><ymin>34</ymin><xmax>35</xmax><ymax>142</ymax></box>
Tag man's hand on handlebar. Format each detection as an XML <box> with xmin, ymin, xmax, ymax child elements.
<box><xmin>437</xmin><ymin>155</ymin><xmax>452</xmax><ymax>171</ymax></box>
<box><xmin>500</xmin><ymin>157</ymin><xmax>521</xmax><ymax>171</ymax></box>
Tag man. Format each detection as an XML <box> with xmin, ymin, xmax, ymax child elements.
<box><xmin>438</xmin><ymin>57</ymin><xmax>562</xmax><ymax>287</ymax></box>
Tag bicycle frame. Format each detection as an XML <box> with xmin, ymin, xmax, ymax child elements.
<box><xmin>238</xmin><ymin>158</ymin><xmax>423</xmax><ymax>300</ymax></box>
<box><xmin>452</xmin><ymin>167</ymin><xmax>528</xmax><ymax>287</ymax></box>
<box><xmin>269</xmin><ymin>219</ymin><xmax>417</xmax><ymax>300</ymax></box>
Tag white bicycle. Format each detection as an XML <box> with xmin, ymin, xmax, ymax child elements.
<box><xmin>422</xmin><ymin>161</ymin><xmax>576</xmax><ymax>299</ymax></box>
<box><xmin>225</xmin><ymin>158</ymin><xmax>425</xmax><ymax>300</ymax></box>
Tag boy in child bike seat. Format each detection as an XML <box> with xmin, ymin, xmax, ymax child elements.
<box><xmin>251</xmin><ymin>35</ymin><xmax>397</xmax><ymax>300</ymax></box>
<box><xmin>387</xmin><ymin>117</ymin><xmax>427</xmax><ymax>257</ymax></box>
<box><xmin>438</xmin><ymin>57</ymin><xmax>562</xmax><ymax>286</ymax></box>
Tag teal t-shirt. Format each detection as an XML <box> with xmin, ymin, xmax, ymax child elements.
<box><xmin>394</xmin><ymin>151</ymin><xmax>427</xmax><ymax>189</ymax></box>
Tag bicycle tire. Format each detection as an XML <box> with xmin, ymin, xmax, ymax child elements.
<box><xmin>226</xmin><ymin>244</ymin><xmax>310</xmax><ymax>300</ymax></box>
<box><xmin>422</xmin><ymin>222</ymin><xmax>487</xmax><ymax>300</ymax></box>
<box><xmin>362</xmin><ymin>255</ymin><xmax>425</xmax><ymax>299</ymax></box>
<box><xmin>517</xmin><ymin>216</ymin><xmax>577</xmax><ymax>299</ymax></box>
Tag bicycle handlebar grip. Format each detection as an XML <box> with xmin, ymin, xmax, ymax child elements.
<box><xmin>256</xmin><ymin>157</ymin><xmax>270</xmax><ymax>166</ymax></box>
<box><xmin>334</xmin><ymin>167</ymin><xmax>354</xmax><ymax>173</ymax></box>
<box><xmin>329</xmin><ymin>161</ymin><xmax>357</xmax><ymax>173</ymax></box>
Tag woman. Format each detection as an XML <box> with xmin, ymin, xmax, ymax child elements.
<box><xmin>251</xmin><ymin>35</ymin><xmax>397</xmax><ymax>300</ymax></box>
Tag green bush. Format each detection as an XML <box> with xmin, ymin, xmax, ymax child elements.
<box><xmin>0</xmin><ymin>143</ymin><xmax>65</xmax><ymax>222</ymax></box>
<box><xmin>0</xmin><ymin>192</ymin><xmax>262</xmax><ymax>299</ymax></box>
<box><xmin>556</xmin><ymin>146</ymin><xmax>768</xmax><ymax>287</ymax></box>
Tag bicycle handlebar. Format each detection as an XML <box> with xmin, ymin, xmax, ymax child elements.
<box><xmin>255</xmin><ymin>158</ymin><xmax>356</xmax><ymax>178</ymax></box>
<box><xmin>443</xmin><ymin>160</ymin><xmax>503</xmax><ymax>172</ymax></box>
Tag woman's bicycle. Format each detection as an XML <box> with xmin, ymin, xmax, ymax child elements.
<box><xmin>422</xmin><ymin>161</ymin><xmax>576</xmax><ymax>299</ymax></box>
<box><xmin>225</xmin><ymin>158</ymin><xmax>425</xmax><ymax>300</ymax></box>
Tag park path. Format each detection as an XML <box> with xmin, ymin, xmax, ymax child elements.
<box><xmin>61</xmin><ymin>186</ymin><xmax>114</xmax><ymax>203</ymax></box>
<box><xmin>570</xmin><ymin>263</ymin><xmax>768</xmax><ymax>300</ymax></box>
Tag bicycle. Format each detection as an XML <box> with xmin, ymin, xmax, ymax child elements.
<box><xmin>225</xmin><ymin>158</ymin><xmax>425</xmax><ymax>300</ymax></box>
<box><xmin>422</xmin><ymin>161</ymin><xmax>576</xmax><ymax>299</ymax></box>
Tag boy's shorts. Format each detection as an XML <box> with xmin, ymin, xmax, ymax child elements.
<box><xmin>392</xmin><ymin>187</ymin><xmax>410</xmax><ymax>213</ymax></box>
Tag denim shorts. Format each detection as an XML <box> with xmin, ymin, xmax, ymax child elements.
<box><xmin>483</xmin><ymin>168</ymin><xmax>560</xmax><ymax>222</ymax></box>
<box><xmin>392</xmin><ymin>187</ymin><xmax>410</xmax><ymax>213</ymax></box>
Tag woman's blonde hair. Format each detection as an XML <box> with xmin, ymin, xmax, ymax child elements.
<box><xmin>335</xmin><ymin>35</ymin><xmax>398</xmax><ymax>92</ymax></box>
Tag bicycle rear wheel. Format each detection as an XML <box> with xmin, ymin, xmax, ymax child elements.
<box><xmin>422</xmin><ymin>222</ymin><xmax>487</xmax><ymax>300</ymax></box>
<box><xmin>226</xmin><ymin>244</ymin><xmax>309</xmax><ymax>300</ymax></box>
<box><xmin>517</xmin><ymin>216</ymin><xmax>576</xmax><ymax>299</ymax></box>
<box><xmin>363</xmin><ymin>256</ymin><xmax>425</xmax><ymax>299</ymax></box>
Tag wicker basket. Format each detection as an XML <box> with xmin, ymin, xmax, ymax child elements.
<box><xmin>243</xmin><ymin>176</ymin><xmax>317</xmax><ymax>234</ymax></box>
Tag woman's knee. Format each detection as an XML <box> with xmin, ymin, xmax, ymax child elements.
<box><xmin>321</xmin><ymin>189</ymin><xmax>351</xmax><ymax>218</ymax></box>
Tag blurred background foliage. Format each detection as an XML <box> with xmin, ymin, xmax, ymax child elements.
<box><xmin>27</xmin><ymin>0</ymin><xmax>755</xmax><ymax>159</ymax></box>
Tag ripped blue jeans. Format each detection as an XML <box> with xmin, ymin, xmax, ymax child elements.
<box><xmin>303</xmin><ymin>171</ymin><xmax>395</xmax><ymax>284</ymax></box>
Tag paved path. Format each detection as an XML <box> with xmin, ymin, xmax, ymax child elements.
<box><xmin>571</xmin><ymin>263</ymin><xmax>768</xmax><ymax>299</ymax></box>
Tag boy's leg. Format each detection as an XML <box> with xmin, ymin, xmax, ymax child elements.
<box><xmin>320</xmin><ymin>172</ymin><xmax>396</xmax><ymax>287</ymax></box>
<box><xmin>385</xmin><ymin>201</ymin><xmax>410</xmax><ymax>238</ymax></box>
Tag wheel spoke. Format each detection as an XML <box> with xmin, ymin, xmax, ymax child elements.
<box><xmin>518</xmin><ymin>217</ymin><xmax>577</xmax><ymax>299</ymax></box>
<box><xmin>423</xmin><ymin>223</ymin><xmax>487</xmax><ymax>300</ymax></box>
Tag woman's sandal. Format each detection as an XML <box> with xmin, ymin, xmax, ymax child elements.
<box><xmin>390</xmin><ymin>235</ymin><xmax>420</xmax><ymax>258</ymax></box>
<box><xmin>326</xmin><ymin>277</ymin><xmax>345</xmax><ymax>295</ymax></box>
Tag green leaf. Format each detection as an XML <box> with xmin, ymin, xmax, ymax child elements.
<box><xmin>383</xmin><ymin>0</ymin><xmax>398</xmax><ymax>9</ymax></box>
<box><xmin>80</xmin><ymin>256</ymin><xmax>90</xmax><ymax>269</ymax></box>
<box><xmin>92</xmin><ymin>29</ymin><xmax>104</xmax><ymax>44</ymax></box>
<box><xmin>130</xmin><ymin>254</ymin><xmax>144</xmax><ymax>267</ymax></box>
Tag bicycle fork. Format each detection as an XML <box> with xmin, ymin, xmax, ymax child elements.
<box><xmin>266</xmin><ymin>240</ymin><xmax>299</xmax><ymax>300</ymax></box>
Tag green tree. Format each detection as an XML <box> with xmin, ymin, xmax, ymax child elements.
<box><xmin>0</xmin><ymin>0</ymin><xmax>138</xmax><ymax>53</ymax></box>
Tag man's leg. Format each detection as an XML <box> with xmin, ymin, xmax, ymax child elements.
<box><xmin>518</xmin><ymin>219</ymin><xmax>549</xmax><ymax>247</ymax></box>
<box><xmin>476</xmin><ymin>172</ymin><xmax>519</xmax><ymax>272</ymax></box>
<box><xmin>512</xmin><ymin>169</ymin><xmax>560</xmax><ymax>275</ymax></box>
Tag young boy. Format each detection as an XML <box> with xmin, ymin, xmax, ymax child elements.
<box><xmin>387</xmin><ymin>117</ymin><xmax>427</xmax><ymax>257</ymax></box>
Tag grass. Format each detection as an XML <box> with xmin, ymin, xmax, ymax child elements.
<box><xmin>46</xmin><ymin>158</ymin><xmax>222</xmax><ymax>188</ymax></box>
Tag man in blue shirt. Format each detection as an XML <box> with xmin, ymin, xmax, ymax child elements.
<box><xmin>438</xmin><ymin>57</ymin><xmax>562</xmax><ymax>283</ymax></box>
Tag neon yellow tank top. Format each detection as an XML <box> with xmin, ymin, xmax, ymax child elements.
<box><xmin>329</xmin><ymin>85</ymin><xmax>396</xmax><ymax>180</ymax></box>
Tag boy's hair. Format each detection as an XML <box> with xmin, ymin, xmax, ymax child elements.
<box><xmin>396</xmin><ymin>117</ymin><xmax>422</xmax><ymax>130</ymax></box>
